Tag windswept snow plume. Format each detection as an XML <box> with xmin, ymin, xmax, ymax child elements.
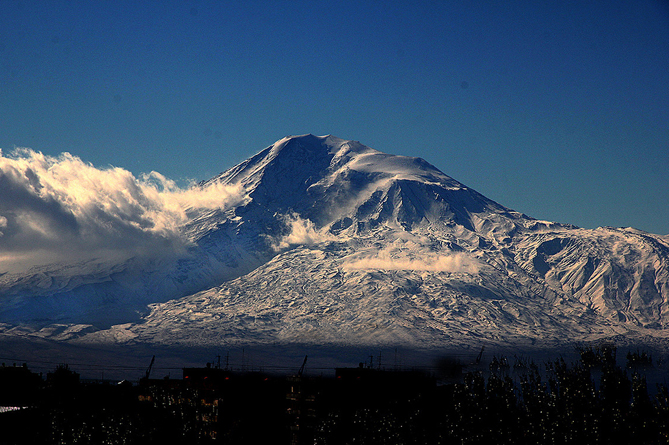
<box><xmin>0</xmin><ymin>148</ymin><xmax>243</xmax><ymax>272</ymax></box>
<box><xmin>273</xmin><ymin>214</ymin><xmax>336</xmax><ymax>250</ymax></box>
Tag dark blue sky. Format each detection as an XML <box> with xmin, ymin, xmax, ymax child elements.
<box><xmin>1</xmin><ymin>0</ymin><xmax>668</xmax><ymax>234</ymax></box>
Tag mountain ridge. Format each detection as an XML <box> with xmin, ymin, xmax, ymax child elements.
<box><xmin>1</xmin><ymin>134</ymin><xmax>668</xmax><ymax>349</ymax></box>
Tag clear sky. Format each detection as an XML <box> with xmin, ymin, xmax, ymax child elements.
<box><xmin>1</xmin><ymin>0</ymin><xmax>668</xmax><ymax>235</ymax></box>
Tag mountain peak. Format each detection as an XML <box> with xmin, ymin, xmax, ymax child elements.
<box><xmin>213</xmin><ymin>134</ymin><xmax>458</xmax><ymax>191</ymax></box>
<box><xmin>202</xmin><ymin>135</ymin><xmax>511</xmax><ymax>232</ymax></box>
<box><xmin>267</xmin><ymin>133</ymin><xmax>375</xmax><ymax>163</ymax></box>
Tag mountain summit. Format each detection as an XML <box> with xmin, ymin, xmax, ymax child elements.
<box><xmin>203</xmin><ymin>134</ymin><xmax>517</xmax><ymax>236</ymax></box>
<box><xmin>2</xmin><ymin>135</ymin><xmax>669</xmax><ymax>348</ymax></box>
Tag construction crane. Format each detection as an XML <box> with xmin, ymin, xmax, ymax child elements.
<box><xmin>297</xmin><ymin>355</ymin><xmax>308</xmax><ymax>377</ymax></box>
<box><xmin>145</xmin><ymin>355</ymin><xmax>155</xmax><ymax>380</ymax></box>
<box><xmin>475</xmin><ymin>347</ymin><xmax>485</xmax><ymax>365</ymax></box>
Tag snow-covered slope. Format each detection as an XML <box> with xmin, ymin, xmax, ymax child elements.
<box><xmin>201</xmin><ymin>134</ymin><xmax>518</xmax><ymax>233</ymax></box>
<box><xmin>3</xmin><ymin>134</ymin><xmax>669</xmax><ymax>348</ymax></box>
<box><xmin>87</xmin><ymin>223</ymin><xmax>669</xmax><ymax>349</ymax></box>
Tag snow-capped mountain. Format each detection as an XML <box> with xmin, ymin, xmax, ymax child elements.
<box><xmin>2</xmin><ymin>134</ymin><xmax>669</xmax><ymax>348</ymax></box>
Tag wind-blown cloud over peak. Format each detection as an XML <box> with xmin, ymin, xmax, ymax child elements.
<box><xmin>0</xmin><ymin>148</ymin><xmax>243</xmax><ymax>272</ymax></box>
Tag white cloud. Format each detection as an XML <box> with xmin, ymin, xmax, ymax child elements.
<box><xmin>273</xmin><ymin>214</ymin><xmax>336</xmax><ymax>250</ymax></box>
<box><xmin>343</xmin><ymin>248</ymin><xmax>480</xmax><ymax>273</ymax></box>
<box><xmin>0</xmin><ymin>148</ymin><xmax>244</xmax><ymax>272</ymax></box>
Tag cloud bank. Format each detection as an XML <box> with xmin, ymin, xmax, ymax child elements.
<box><xmin>343</xmin><ymin>249</ymin><xmax>480</xmax><ymax>273</ymax></box>
<box><xmin>0</xmin><ymin>148</ymin><xmax>243</xmax><ymax>272</ymax></box>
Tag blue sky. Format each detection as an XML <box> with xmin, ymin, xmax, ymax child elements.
<box><xmin>1</xmin><ymin>0</ymin><xmax>668</xmax><ymax>234</ymax></box>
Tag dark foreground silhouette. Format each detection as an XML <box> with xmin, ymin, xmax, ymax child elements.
<box><xmin>0</xmin><ymin>345</ymin><xmax>667</xmax><ymax>444</ymax></box>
